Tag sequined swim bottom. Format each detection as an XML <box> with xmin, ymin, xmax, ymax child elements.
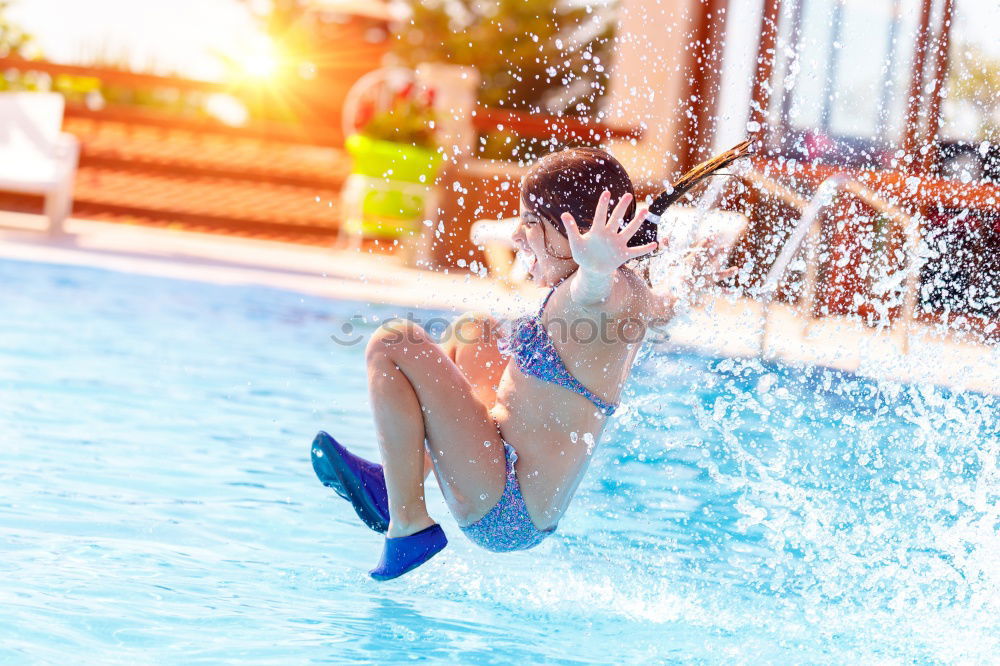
<box><xmin>459</xmin><ymin>442</ymin><xmax>556</xmax><ymax>552</ymax></box>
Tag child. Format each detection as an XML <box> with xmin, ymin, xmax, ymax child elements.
<box><xmin>312</xmin><ymin>147</ymin><xmax>736</xmax><ymax>580</ymax></box>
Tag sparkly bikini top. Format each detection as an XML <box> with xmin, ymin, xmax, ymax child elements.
<box><xmin>499</xmin><ymin>286</ymin><xmax>618</xmax><ymax>416</ymax></box>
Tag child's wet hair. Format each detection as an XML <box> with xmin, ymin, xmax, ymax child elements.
<box><xmin>520</xmin><ymin>147</ymin><xmax>658</xmax><ymax>250</ymax></box>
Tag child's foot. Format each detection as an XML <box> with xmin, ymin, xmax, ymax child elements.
<box><xmin>369</xmin><ymin>524</ymin><xmax>448</xmax><ymax>581</ymax></box>
<box><xmin>310</xmin><ymin>431</ymin><xmax>390</xmax><ymax>533</ymax></box>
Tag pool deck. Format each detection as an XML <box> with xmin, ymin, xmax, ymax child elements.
<box><xmin>2</xmin><ymin>213</ymin><xmax>997</xmax><ymax>396</ymax></box>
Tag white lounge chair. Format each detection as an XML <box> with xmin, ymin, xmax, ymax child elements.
<box><xmin>0</xmin><ymin>92</ymin><xmax>79</xmax><ymax>234</ymax></box>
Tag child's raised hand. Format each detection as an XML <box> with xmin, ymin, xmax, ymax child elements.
<box><xmin>560</xmin><ymin>190</ymin><xmax>659</xmax><ymax>275</ymax></box>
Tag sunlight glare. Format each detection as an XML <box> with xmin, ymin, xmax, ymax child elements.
<box><xmin>240</xmin><ymin>38</ymin><xmax>280</xmax><ymax>80</ymax></box>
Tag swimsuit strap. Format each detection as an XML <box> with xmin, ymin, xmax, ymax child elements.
<box><xmin>537</xmin><ymin>286</ymin><xmax>558</xmax><ymax>316</ymax></box>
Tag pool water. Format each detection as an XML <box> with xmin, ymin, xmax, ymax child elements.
<box><xmin>1</xmin><ymin>258</ymin><xmax>998</xmax><ymax>663</ymax></box>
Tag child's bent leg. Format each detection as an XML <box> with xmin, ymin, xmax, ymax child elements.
<box><xmin>366</xmin><ymin>318</ymin><xmax>506</xmax><ymax>538</ymax></box>
<box><xmin>367</xmin><ymin>325</ymin><xmax>436</xmax><ymax>537</ymax></box>
<box><xmin>440</xmin><ymin>311</ymin><xmax>506</xmax><ymax>408</ymax></box>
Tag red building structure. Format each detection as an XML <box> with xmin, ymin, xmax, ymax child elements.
<box><xmin>606</xmin><ymin>0</ymin><xmax>997</xmax><ymax>328</ymax></box>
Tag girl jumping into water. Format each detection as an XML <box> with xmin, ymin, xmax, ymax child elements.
<box><xmin>312</xmin><ymin>144</ymin><xmax>746</xmax><ymax>580</ymax></box>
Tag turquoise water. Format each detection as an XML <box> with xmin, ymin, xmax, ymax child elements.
<box><xmin>1</xmin><ymin>258</ymin><xmax>998</xmax><ymax>663</ymax></box>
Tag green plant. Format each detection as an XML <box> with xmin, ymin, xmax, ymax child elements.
<box><xmin>358</xmin><ymin>96</ymin><xmax>437</xmax><ymax>150</ymax></box>
<box><xmin>948</xmin><ymin>43</ymin><xmax>1000</xmax><ymax>141</ymax></box>
<box><xmin>0</xmin><ymin>1</ymin><xmax>43</xmax><ymax>92</ymax></box>
<box><xmin>0</xmin><ymin>0</ymin><xmax>32</xmax><ymax>58</ymax></box>
<box><xmin>393</xmin><ymin>0</ymin><xmax>615</xmax><ymax>114</ymax></box>
<box><xmin>390</xmin><ymin>0</ymin><xmax>618</xmax><ymax>160</ymax></box>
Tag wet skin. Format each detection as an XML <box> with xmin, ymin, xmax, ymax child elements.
<box><xmin>365</xmin><ymin>191</ymin><xmax>734</xmax><ymax>538</ymax></box>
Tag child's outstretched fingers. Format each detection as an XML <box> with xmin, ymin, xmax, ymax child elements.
<box><xmin>561</xmin><ymin>211</ymin><xmax>581</xmax><ymax>238</ymax></box>
<box><xmin>627</xmin><ymin>241</ymin><xmax>659</xmax><ymax>258</ymax></box>
<box><xmin>607</xmin><ymin>192</ymin><xmax>633</xmax><ymax>230</ymax></box>
<box><xmin>592</xmin><ymin>190</ymin><xmax>611</xmax><ymax>229</ymax></box>
<box><xmin>560</xmin><ymin>212</ymin><xmax>586</xmax><ymax>257</ymax></box>
<box><xmin>620</xmin><ymin>206</ymin><xmax>649</xmax><ymax>240</ymax></box>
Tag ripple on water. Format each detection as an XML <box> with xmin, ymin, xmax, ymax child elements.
<box><xmin>0</xmin><ymin>258</ymin><xmax>998</xmax><ymax>662</ymax></box>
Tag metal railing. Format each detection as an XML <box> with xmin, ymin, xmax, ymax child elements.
<box><xmin>735</xmin><ymin>170</ymin><xmax>924</xmax><ymax>355</ymax></box>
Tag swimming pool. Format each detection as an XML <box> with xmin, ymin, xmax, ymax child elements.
<box><xmin>1</xmin><ymin>257</ymin><xmax>997</xmax><ymax>663</ymax></box>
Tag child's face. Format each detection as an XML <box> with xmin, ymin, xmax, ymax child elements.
<box><xmin>511</xmin><ymin>203</ymin><xmax>574</xmax><ymax>285</ymax></box>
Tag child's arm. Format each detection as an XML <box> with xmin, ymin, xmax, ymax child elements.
<box><xmin>561</xmin><ymin>190</ymin><xmax>658</xmax><ymax>311</ymax></box>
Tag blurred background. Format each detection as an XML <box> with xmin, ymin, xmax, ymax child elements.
<box><xmin>1</xmin><ymin>0</ymin><xmax>998</xmax><ymax>338</ymax></box>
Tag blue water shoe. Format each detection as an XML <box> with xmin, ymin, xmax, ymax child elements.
<box><xmin>310</xmin><ymin>431</ymin><xmax>390</xmax><ymax>533</ymax></box>
<box><xmin>369</xmin><ymin>524</ymin><xmax>448</xmax><ymax>581</ymax></box>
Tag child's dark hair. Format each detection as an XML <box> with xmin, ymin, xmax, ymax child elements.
<box><xmin>520</xmin><ymin>147</ymin><xmax>658</xmax><ymax>283</ymax></box>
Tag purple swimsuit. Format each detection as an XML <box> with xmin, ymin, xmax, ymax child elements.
<box><xmin>501</xmin><ymin>286</ymin><xmax>618</xmax><ymax>416</ymax></box>
<box><xmin>460</xmin><ymin>285</ymin><xmax>618</xmax><ymax>552</ymax></box>
<box><xmin>460</xmin><ymin>442</ymin><xmax>555</xmax><ymax>552</ymax></box>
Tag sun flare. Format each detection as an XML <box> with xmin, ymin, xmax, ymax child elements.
<box><xmin>235</xmin><ymin>37</ymin><xmax>281</xmax><ymax>80</ymax></box>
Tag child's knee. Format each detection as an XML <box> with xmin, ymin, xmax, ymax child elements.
<box><xmin>366</xmin><ymin>318</ymin><xmax>430</xmax><ymax>360</ymax></box>
<box><xmin>450</xmin><ymin>311</ymin><xmax>502</xmax><ymax>349</ymax></box>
